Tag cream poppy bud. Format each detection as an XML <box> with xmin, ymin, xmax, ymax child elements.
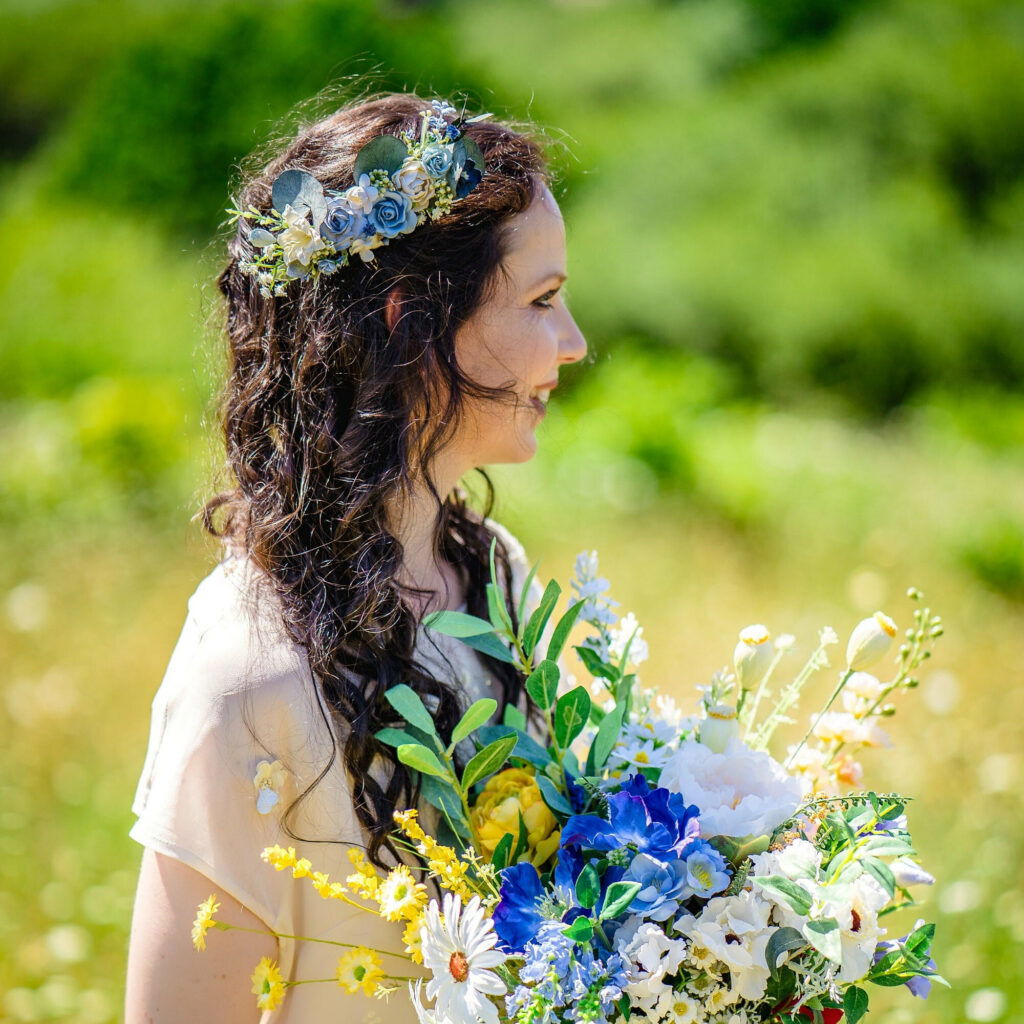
<box><xmin>699</xmin><ymin>704</ymin><xmax>739</xmax><ymax>753</ymax></box>
<box><xmin>846</xmin><ymin>611</ymin><xmax>897</xmax><ymax>671</ymax></box>
<box><xmin>733</xmin><ymin>624</ymin><xmax>773</xmax><ymax>689</ymax></box>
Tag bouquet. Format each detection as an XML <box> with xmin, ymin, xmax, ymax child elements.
<box><xmin>192</xmin><ymin>546</ymin><xmax>946</xmax><ymax>1022</ymax></box>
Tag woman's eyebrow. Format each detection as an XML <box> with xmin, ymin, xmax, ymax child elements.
<box><xmin>530</xmin><ymin>271</ymin><xmax>568</xmax><ymax>289</ymax></box>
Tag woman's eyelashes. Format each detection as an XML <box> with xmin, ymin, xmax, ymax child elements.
<box><xmin>532</xmin><ymin>289</ymin><xmax>559</xmax><ymax>310</ymax></box>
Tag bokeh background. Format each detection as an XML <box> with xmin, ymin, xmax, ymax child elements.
<box><xmin>2</xmin><ymin>0</ymin><xmax>1023</xmax><ymax>1020</ymax></box>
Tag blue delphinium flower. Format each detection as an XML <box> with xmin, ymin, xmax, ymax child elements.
<box><xmin>366</xmin><ymin>190</ymin><xmax>417</xmax><ymax>239</ymax></box>
<box><xmin>506</xmin><ymin>920</ymin><xmax>627</xmax><ymax>1024</ymax></box>
<box><xmin>621</xmin><ymin>853</ymin><xmax>691</xmax><ymax>922</ymax></box>
<box><xmin>493</xmin><ymin>862</ymin><xmax>545</xmax><ymax>953</ymax></box>
<box><xmin>680</xmin><ymin>839</ymin><xmax>732</xmax><ymax>899</ymax></box>
<box><xmin>560</xmin><ymin>774</ymin><xmax>700</xmax><ymax>861</ymax></box>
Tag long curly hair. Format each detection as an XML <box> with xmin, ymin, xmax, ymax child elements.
<box><xmin>200</xmin><ymin>89</ymin><xmax>554</xmax><ymax>866</ymax></box>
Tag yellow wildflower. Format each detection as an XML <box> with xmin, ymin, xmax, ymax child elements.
<box><xmin>336</xmin><ymin>947</ymin><xmax>385</xmax><ymax>996</ymax></box>
<box><xmin>376</xmin><ymin>865</ymin><xmax>427</xmax><ymax>921</ymax></box>
<box><xmin>346</xmin><ymin>848</ymin><xmax>382</xmax><ymax>900</ymax></box>
<box><xmin>190</xmin><ymin>894</ymin><xmax>220</xmax><ymax>952</ymax></box>
<box><xmin>402</xmin><ymin>914</ymin><xmax>425</xmax><ymax>964</ymax></box>
<box><xmin>251</xmin><ymin>957</ymin><xmax>286</xmax><ymax>1011</ymax></box>
<box><xmin>471</xmin><ymin>765</ymin><xmax>560</xmax><ymax>868</ymax></box>
<box><xmin>261</xmin><ymin>845</ymin><xmax>298</xmax><ymax>871</ymax></box>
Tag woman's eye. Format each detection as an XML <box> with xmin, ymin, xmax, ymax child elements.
<box><xmin>533</xmin><ymin>292</ymin><xmax>556</xmax><ymax>309</ymax></box>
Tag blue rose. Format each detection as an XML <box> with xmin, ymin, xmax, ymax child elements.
<box><xmin>320</xmin><ymin>198</ymin><xmax>365</xmax><ymax>248</ymax></box>
<box><xmin>366</xmin><ymin>190</ymin><xmax>418</xmax><ymax>239</ymax></box>
<box><xmin>421</xmin><ymin>143</ymin><xmax>454</xmax><ymax>179</ymax></box>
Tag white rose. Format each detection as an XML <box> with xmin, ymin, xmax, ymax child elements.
<box><xmin>394</xmin><ymin>157</ymin><xmax>435</xmax><ymax>211</ymax></box>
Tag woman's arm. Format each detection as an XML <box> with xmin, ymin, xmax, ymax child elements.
<box><xmin>124</xmin><ymin>848</ymin><xmax>278</xmax><ymax>1023</ymax></box>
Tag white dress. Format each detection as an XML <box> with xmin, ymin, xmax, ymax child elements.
<box><xmin>129</xmin><ymin>517</ymin><xmax>550</xmax><ymax>1023</ymax></box>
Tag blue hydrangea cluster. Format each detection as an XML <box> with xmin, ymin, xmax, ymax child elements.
<box><xmin>506</xmin><ymin>921</ymin><xmax>627</xmax><ymax>1024</ymax></box>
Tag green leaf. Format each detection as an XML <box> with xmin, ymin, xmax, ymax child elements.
<box><xmin>421</xmin><ymin>610</ymin><xmax>495</xmax><ymax>638</ymax></box>
<box><xmin>563</xmin><ymin>917</ymin><xmax>593</xmax><ymax>944</ymax></box>
<box><xmin>512</xmin><ymin>810</ymin><xmax>530</xmax><ymax>863</ymax></box>
<box><xmin>486</xmin><ymin>581</ymin><xmax>513</xmax><ymax>633</ymax></box>
<box><xmin>765</xmin><ymin>927</ymin><xmax>806</xmax><ymax>979</ymax></box>
<box><xmin>586</xmin><ymin>701</ymin><xmax>625</xmax><ymax>776</ymax></box>
<box><xmin>385</xmin><ymin>685</ymin><xmax>439</xmax><ymax>738</ymax></box>
<box><xmin>523</xmin><ymin>580</ymin><xmax>561</xmax><ymax>658</ymax></box>
<box><xmin>805</xmin><ymin>918</ymin><xmax>842</xmax><ymax>963</ymax></box>
<box><xmin>547</xmin><ymin>599</ymin><xmax>587</xmax><ymax>663</ymax></box>
<box><xmin>536</xmin><ymin>774</ymin><xmax>572</xmax><ymax>816</ymax></box>
<box><xmin>460</xmin><ymin>631</ymin><xmax>515</xmax><ymax>664</ymax></box>
<box><xmin>903</xmin><ymin>922</ymin><xmax>936</xmax><ymax>957</ymax></box>
<box><xmin>576</xmin><ymin>863</ymin><xmax>600</xmax><ymax>910</ymax></box>
<box><xmin>271</xmin><ymin>169</ymin><xmax>327</xmax><ymax>222</ymax></box>
<box><xmin>451</xmin><ymin>699</ymin><xmax>498</xmax><ymax>747</ymax></box>
<box><xmin>752</xmin><ymin>876</ymin><xmax>813</xmax><ymax>917</ymax></box>
<box><xmin>574</xmin><ymin>643</ymin><xmax>617</xmax><ymax>680</ymax></box>
<box><xmin>462</xmin><ymin>734</ymin><xmax>517</xmax><ymax>790</ymax></box>
<box><xmin>375</xmin><ymin>727</ymin><xmax>421</xmax><ymax>749</ymax></box>
<box><xmin>599</xmin><ymin>881</ymin><xmax>642</xmax><ymax>921</ymax></box>
<box><xmin>503</xmin><ymin>703</ymin><xmax>527</xmax><ymax>732</ymax></box>
<box><xmin>492</xmin><ymin>831</ymin><xmax>514</xmax><ymax>872</ymax></box>
<box><xmin>353</xmin><ymin>133</ymin><xmax>408</xmax><ymax>180</ymax></box>
<box><xmin>461</xmin><ymin>136</ymin><xmax>487</xmax><ymax>177</ymax></box>
<box><xmin>397</xmin><ymin>743</ymin><xmax>448</xmax><ymax>779</ymax></box>
<box><xmin>526</xmin><ymin>660</ymin><xmax>561</xmax><ymax>710</ymax></box>
<box><xmin>419</xmin><ymin>774</ymin><xmax>469</xmax><ymax>838</ymax></box>
<box><xmin>863</xmin><ymin>836</ymin><xmax>915</xmax><ymax>858</ymax></box>
<box><xmin>517</xmin><ymin>560</ymin><xmax>541</xmax><ymax>623</ymax></box>
<box><xmin>554</xmin><ymin>686</ymin><xmax>592</xmax><ymax>750</ymax></box>
<box><xmin>862</xmin><ymin>857</ymin><xmax>896</xmax><ymax>898</ymax></box>
<box><xmin>476</xmin><ymin>725</ymin><xmax>551</xmax><ymax>769</ymax></box>
<box><xmin>843</xmin><ymin>986</ymin><xmax>869</xmax><ymax>1024</ymax></box>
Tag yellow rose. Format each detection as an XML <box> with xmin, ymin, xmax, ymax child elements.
<box><xmin>470</xmin><ymin>766</ymin><xmax>560</xmax><ymax>868</ymax></box>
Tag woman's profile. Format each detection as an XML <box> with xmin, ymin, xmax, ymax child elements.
<box><xmin>123</xmin><ymin>89</ymin><xmax>587</xmax><ymax>1022</ymax></box>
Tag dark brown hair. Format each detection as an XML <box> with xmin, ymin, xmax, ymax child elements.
<box><xmin>200</xmin><ymin>89</ymin><xmax>553</xmax><ymax>865</ymax></box>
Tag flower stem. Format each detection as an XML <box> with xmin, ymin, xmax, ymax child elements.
<box><xmin>785</xmin><ymin>668</ymin><xmax>854</xmax><ymax>769</ymax></box>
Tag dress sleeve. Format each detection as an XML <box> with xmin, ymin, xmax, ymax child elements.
<box><xmin>128</xmin><ymin>560</ymin><xmax>359</xmax><ymax>943</ymax></box>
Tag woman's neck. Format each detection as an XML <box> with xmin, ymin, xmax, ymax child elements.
<box><xmin>387</xmin><ymin>456</ymin><xmax>467</xmax><ymax>617</ymax></box>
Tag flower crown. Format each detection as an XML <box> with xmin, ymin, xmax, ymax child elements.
<box><xmin>228</xmin><ymin>99</ymin><xmax>491</xmax><ymax>298</ymax></box>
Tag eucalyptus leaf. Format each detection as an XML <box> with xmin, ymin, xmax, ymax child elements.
<box><xmin>461</xmin><ymin>137</ymin><xmax>486</xmax><ymax>176</ymax></box>
<box><xmin>476</xmin><ymin>725</ymin><xmax>551</xmax><ymax>769</ymax></box>
<box><xmin>397</xmin><ymin>743</ymin><xmax>447</xmax><ymax>779</ymax></box>
<box><xmin>451</xmin><ymin>699</ymin><xmax>498</xmax><ymax>747</ymax></box>
<box><xmin>271</xmin><ymin>169</ymin><xmax>327</xmax><ymax>223</ymax></box>
<box><xmin>249</xmin><ymin>228</ymin><xmax>278</xmax><ymax>247</ymax></box>
<box><xmin>503</xmin><ymin>703</ymin><xmax>527</xmax><ymax>732</ymax></box>
<box><xmin>487</xmin><ymin>581</ymin><xmax>513</xmax><ymax>633</ymax></box>
<box><xmin>517</xmin><ymin>560</ymin><xmax>541</xmax><ymax>623</ymax></box>
<box><xmin>420</xmin><ymin>774</ymin><xmax>469</xmax><ymax>838</ymax></box>
<box><xmin>462</xmin><ymin>734</ymin><xmax>517</xmax><ymax>790</ymax></box>
<box><xmin>863</xmin><ymin>836</ymin><xmax>915</xmax><ymax>858</ymax></box>
<box><xmin>862</xmin><ymin>857</ymin><xmax>896</xmax><ymax>898</ymax></box>
<box><xmin>353</xmin><ymin>134</ymin><xmax>408</xmax><ymax>181</ymax></box>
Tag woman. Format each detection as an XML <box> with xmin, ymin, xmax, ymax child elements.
<box><xmin>123</xmin><ymin>91</ymin><xmax>588</xmax><ymax>1022</ymax></box>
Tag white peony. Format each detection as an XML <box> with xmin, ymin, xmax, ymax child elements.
<box><xmin>659</xmin><ymin>738</ymin><xmax>803</xmax><ymax>838</ymax></box>
<box><xmin>613</xmin><ymin>916</ymin><xmax>688</xmax><ymax>1009</ymax></box>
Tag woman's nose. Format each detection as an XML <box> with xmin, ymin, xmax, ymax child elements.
<box><xmin>559</xmin><ymin>311</ymin><xmax>588</xmax><ymax>365</ymax></box>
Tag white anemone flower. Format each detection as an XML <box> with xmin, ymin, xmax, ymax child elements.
<box><xmin>421</xmin><ymin>893</ymin><xmax>506</xmax><ymax>1024</ymax></box>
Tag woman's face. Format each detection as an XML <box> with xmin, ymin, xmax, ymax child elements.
<box><xmin>451</xmin><ymin>181</ymin><xmax>588</xmax><ymax>468</ymax></box>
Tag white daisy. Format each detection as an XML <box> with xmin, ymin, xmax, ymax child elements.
<box><xmin>421</xmin><ymin>893</ymin><xmax>506</xmax><ymax>1024</ymax></box>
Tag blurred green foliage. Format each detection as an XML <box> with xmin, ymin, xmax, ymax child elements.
<box><xmin>1</xmin><ymin>0</ymin><xmax>1023</xmax><ymax>1020</ymax></box>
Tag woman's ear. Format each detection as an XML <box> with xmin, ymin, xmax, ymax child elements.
<box><xmin>385</xmin><ymin>285</ymin><xmax>405</xmax><ymax>334</ymax></box>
